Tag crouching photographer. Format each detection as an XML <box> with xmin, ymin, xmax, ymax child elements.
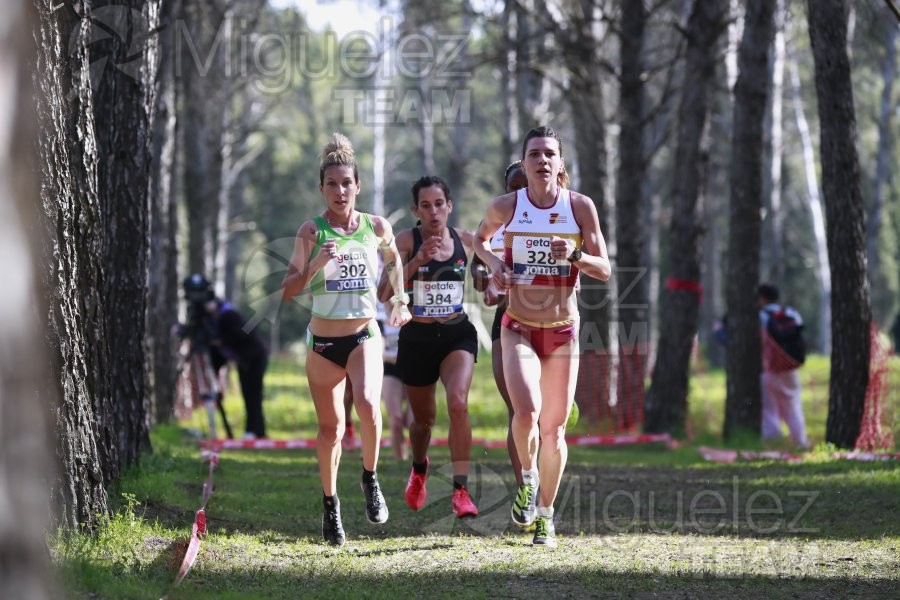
<box><xmin>177</xmin><ymin>274</ymin><xmax>268</xmax><ymax>439</ymax></box>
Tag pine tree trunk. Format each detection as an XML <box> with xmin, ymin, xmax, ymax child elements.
<box><xmin>867</xmin><ymin>15</ymin><xmax>897</xmax><ymax>326</ymax></box>
<box><xmin>418</xmin><ymin>74</ymin><xmax>436</xmax><ymax>175</ymax></box>
<box><xmin>501</xmin><ymin>0</ymin><xmax>520</xmax><ymax>163</ymax></box>
<box><xmin>35</xmin><ymin>0</ymin><xmax>159</xmax><ymax>527</ymax></box>
<box><xmin>701</xmin><ymin>44</ymin><xmax>736</xmax><ymax>371</ymax></box>
<box><xmin>515</xmin><ymin>0</ymin><xmax>544</xmax><ymax>125</ymax></box>
<box><xmin>372</xmin><ymin>18</ymin><xmax>391</xmax><ymax>218</ymax></box>
<box><xmin>725</xmin><ymin>0</ymin><xmax>744</xmax><ymax>89</ymax></box>
<box><xmin>806</xmin><ymin>0</ymin><xmax>872</xmax><ymax>449</ymax></box>
<box><xmin>181</xmin><ymin>3</ymin><xmax>226</xmax><ymax>276</ymax></box>
<box><xmin>646</xmin><ymin>0</ymin><xmax>728</xmax><ymax>434</ymax></box>
<box><xmin>723</xmin><ymin>0</ymin><xmax>776</xmax><ymax>440</ymax></box>
<box><xmin>615</xmin><ymin>0</ymin><xmax>650</xmax><ymax>430</ymax></box>
<box><xmin>787</xmin><ymin>26</ymin><xmax>831</xmax><ymax>354</ymax></box>
<box><xmin>216</xmin><ymin>111</ymin><xmax>235</xmax><ymax>294</ymax></box>
<box><xmin>35</xmin><ymin>0</ymin><xmax>111</xmax><ymax>528</ymax></box>
<box><xmin>93</xmin><ymin>0</ymin><xmax>158</xmax><ymax>472</ymax></box>
<box><xmin>148</xmin><ymin>0</ymin><xmax>183</xmax><ymax>425</ymax></box>
<box><xmin>564</xmin><ymin>1</ymin><xmax>611</xmax><ymax>423</ymax></box>
<box><xmin>765</xmin><ymin>0</ymin><xmax>786</xmax><ymax>285</ymax></box>
<box><xmin>444</xmin><ymin>3</ymin><xmax>471</xmax><ymax>210</ymax></box>
<box><xmin>0</xmin><ymin>3</ymin><xmax>55</xmax><ymax>595</ymax></box>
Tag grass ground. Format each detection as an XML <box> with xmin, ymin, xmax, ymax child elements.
<box><xmin>52</xmin><ymin>353</ymin><xmax>899</xmax><ymax>598</ymax></box>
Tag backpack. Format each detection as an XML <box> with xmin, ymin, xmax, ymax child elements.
<box><xmin>765</xmin><ymin>307</ymin><xmax>806</xmax><ymax>366</ymax></box>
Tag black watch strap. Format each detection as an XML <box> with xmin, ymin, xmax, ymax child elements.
<box><xmin>567</xmin><ymin>248</ymin><xmax>582</xmax><ymax>263</ymax></box>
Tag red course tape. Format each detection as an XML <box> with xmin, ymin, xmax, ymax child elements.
<box><xmin>173</xmin><ymin>509</ymin><xmax>207</xmax><ymax>585</ymax></box>
<box><xmin>162</xmin><ymin>451</ymin><xmax>219</xmax><ymax>599</ymax></box>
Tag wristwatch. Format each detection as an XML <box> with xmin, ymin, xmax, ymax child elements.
<box><xmin>567</xmin><ymin>248</ymin><xmax>583</xmax><ymax>263</ymax></box>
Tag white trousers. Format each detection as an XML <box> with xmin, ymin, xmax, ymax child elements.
<box><xmin>761</xmin><ymin>369</ymin><xmax>808</xmax><ymax>447</ymax></box>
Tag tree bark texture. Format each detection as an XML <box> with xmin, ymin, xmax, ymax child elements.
<box><xmin>92</xmin><ymin>0</ymin><xmax>158</xmax><ymax>472</ymax></box>
<box><xmin>180</xmin><ymin>2</ymin><xmax>226</xmax><ymax>277</ymax></box>
<box><xmin>501</xmin><ymin>0</ymin><xmax>520</xmax><ymax>164</ymax></box>
<box><xmin>147</xmin><ymin>0</ymin><xmax>182</xmax><ymax>425</ymax></box>
<box><xmin>0</xmin><ymin>2</ymin><xmax>55</xmax><ymax>596</ymax></box>
<box><xmin>515</xmin><ymin>0</ymin><xmax>552</xmax><ymax>125</ymax></box>
<box><xmin>867</xmin><ymin>15</ymin><xmax>897</xmax><ymax>327</ymax></box>
<box><xmin>764</xmin><ymin>0</ymin><xmax>786</xmax><ymax>285</ymax></box>
<box><xmin>35</xmin><ymin>0</ymin><xmax>111</xmax><ymax>529</ymax></box>
<box><xmin>645</xmin><ymin>0</ymin><xmax>728</xmax><ymax>434</ymax></box>
<box><xmin>806</xmin><ymin>0</ymin><xmax>872</xmax><ymax>449</ymax></box>
<box><xmin>34</xmin><ymin>0</ymin><xmax>159</xmax><ymax>527</ymax></box>
<box><xmin>700</xmin><ymin>55</ymin><xmax>734</xmax><ymax>371</ymax></box>
<box><xmin>723</xmin><ymin>0</ymin><xmax>776</xmax><ymax>440</ymax></box>
<box><xmin>563</xmin><ymin>0</ymin><xmax>612</xmax><ymax>423</ymax></box>
<box><xmin>615</xmin><ymin>0</ymin><xmax>650</xmax><ymax>430</ymax></box>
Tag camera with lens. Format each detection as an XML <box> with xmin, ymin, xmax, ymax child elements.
<box><xmin>180</xmin><ymin>273</ymin><xmax>216</xmax><ymax>354</ymax></box>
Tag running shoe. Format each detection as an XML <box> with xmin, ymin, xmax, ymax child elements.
<box><xmin>532</xmin><ymin>515</ymin><xmax>557</xmax><ymax>547</ymax></box>
<box><xmin>404</xmin><ymin>457</ymin><xmax>429</xmax><ymax>511</ymax></box>
<box><xmin>511</xmin><ymin>482</ymin><xmax>537</xmax><ymax>527</ymax></box>
<box><xmin>451</xmin><ymin>486</ymin><xmax>479</xmax><ymax>518</ymax></box>
<box><xmin>322</xmin><ymin>497</ymin><xmax>345</xmax><ymax>546</ymax></box>
<box><xmin>360</xmin><ymin>479</ymin><xmax>389</xmax><ymax>524</ymax></box>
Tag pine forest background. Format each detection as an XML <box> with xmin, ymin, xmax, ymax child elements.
<box><xmin>3</xmin><ymin>0</ymin><xmax>896</xmax><ymax>560</ymax></box>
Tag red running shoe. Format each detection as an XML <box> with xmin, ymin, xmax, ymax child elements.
<box><xmin>451</xmin><ymin>486</ymin><xmax>478</xmax><ymax>518</ymax></box>
<box><xmin>404</xmin><ymin>457</ymin><xmax>429</xmax><ymax>510</ymax></box>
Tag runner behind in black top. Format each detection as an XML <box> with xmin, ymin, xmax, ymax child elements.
<box><xmin>377</xmin><ymin>175</ymin><xmax>480</xmax><ymax>519</ymax></box>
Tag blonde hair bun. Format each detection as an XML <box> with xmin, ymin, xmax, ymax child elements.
<box><xmin>321</xmin><ymin>132</ymin><xmax>355</xmax><ymax>165</ymax></box>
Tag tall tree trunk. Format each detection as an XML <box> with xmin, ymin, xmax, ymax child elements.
<box><xmin>765</xmin><ymin>0</ymin><xmax>786</xmax><ymax>285</ymax></box>
<box><xmin>647</xmin><ymin>192</ymin><xmax>662</xmax><ymax>368</ymax></box>
<box><xmin>181</xmin><ymin>3</ymin><xmax>226</xmax><ymax>276</ymax></box>
<box><xmin>725</xmin><ymin>0</ymin><xmax>744</xmax><ymax>90</ymax></box>
<box><xmin>148</xmin><ymin>0</ymin><xmax>183</xmax><ymax>425</ymax></box>
<box><xmin>615</xmin><ymin>0</ymin><xmax>650</xmax><ymax>430</ymax></box>
<box><xmin>646</xmin><ymin>0</ymin><xmax>728</xmax><ymax>435</ymax></box>
<box><xmin>787</xmin><ymin>28</ymin><xmax>831</xmax><ymax>353</ymax></box>
<box><xmin>215</xmin><ymin>104</ymin><xmax>235</xmax><ymax>295</ymax></box>
<box><xmin>371</xmin><ymin>22</ymin><xmax>392</xmax><ymax>217</ymax></box>
<box><xmin>501</xmin><ymin>0</ymin><xmax>520</xmax><ymax>164</ymax></box>
<box><xmin>807</xmin><ymin>0</ymin><xmax>872</xmax><ymax>449</ymax></box>
<box><xmin>867</xmin><ymin>15</ymin><xmax>898</xmax><ymax>327</ymax></box>
<box><xmin>1</xmin><ymin>3</ymin><xmax>54</xmax><ymax>595</ymax></box>
<box><xmin>444</xmin><ymin>2</ymin><xmax>471</xmax><ymax>209</ymax></box>
<box><xmin>723</xmin><ymin>0</ymin><xmax>776</xmax><ymax>440</ymax></box>
<box><xmin>563</xmin><ymin>0</ymin><xmax>611</xmax><ymax>424</ymax></box>
<box><xmin>515</xmin><ymin>0</ymin><xmax>542</xmax><ymax>125</ymax></box>
<box><xmin>417</xmin><ymin>56</ymin><xmax>436</xmax><ymax>175</ymax></box>
<box><xmin>35</xmin><ymin>0</ymin><xmax>111</xmax><ymax>528</ymax></box>
<box><xmin>702</xmin><ymin>48</ymin><xmax>736</xmax><ymax>369</ymax></box>
<box><xmin>220</xmin><ymin>1</ymin><xmax>268</xmax><ymax>298</ymax></box>
<box><xmin>372</xmin><ymin>117</ymin><xmax>386</xmax><ymax>215</ymax></box>
<box><xmin>35</xmin><ymin>0</ymin><xmax>159</xmax><ymax>527</ymax></box>
<box><xmin>95</xmin><ymin>2</ymin><xmax>159</xmax><ymax>471</ymax></box>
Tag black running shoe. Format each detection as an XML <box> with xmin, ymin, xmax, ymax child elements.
<box><xmin>361</xmin><ymin>479</ymin><xmax>389</xmax><ymax>524</ymax></box>
<box><xmin>322</xmin><ymin>496</ymin><xmax>345</xmax><ymax>546</ymax></box>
